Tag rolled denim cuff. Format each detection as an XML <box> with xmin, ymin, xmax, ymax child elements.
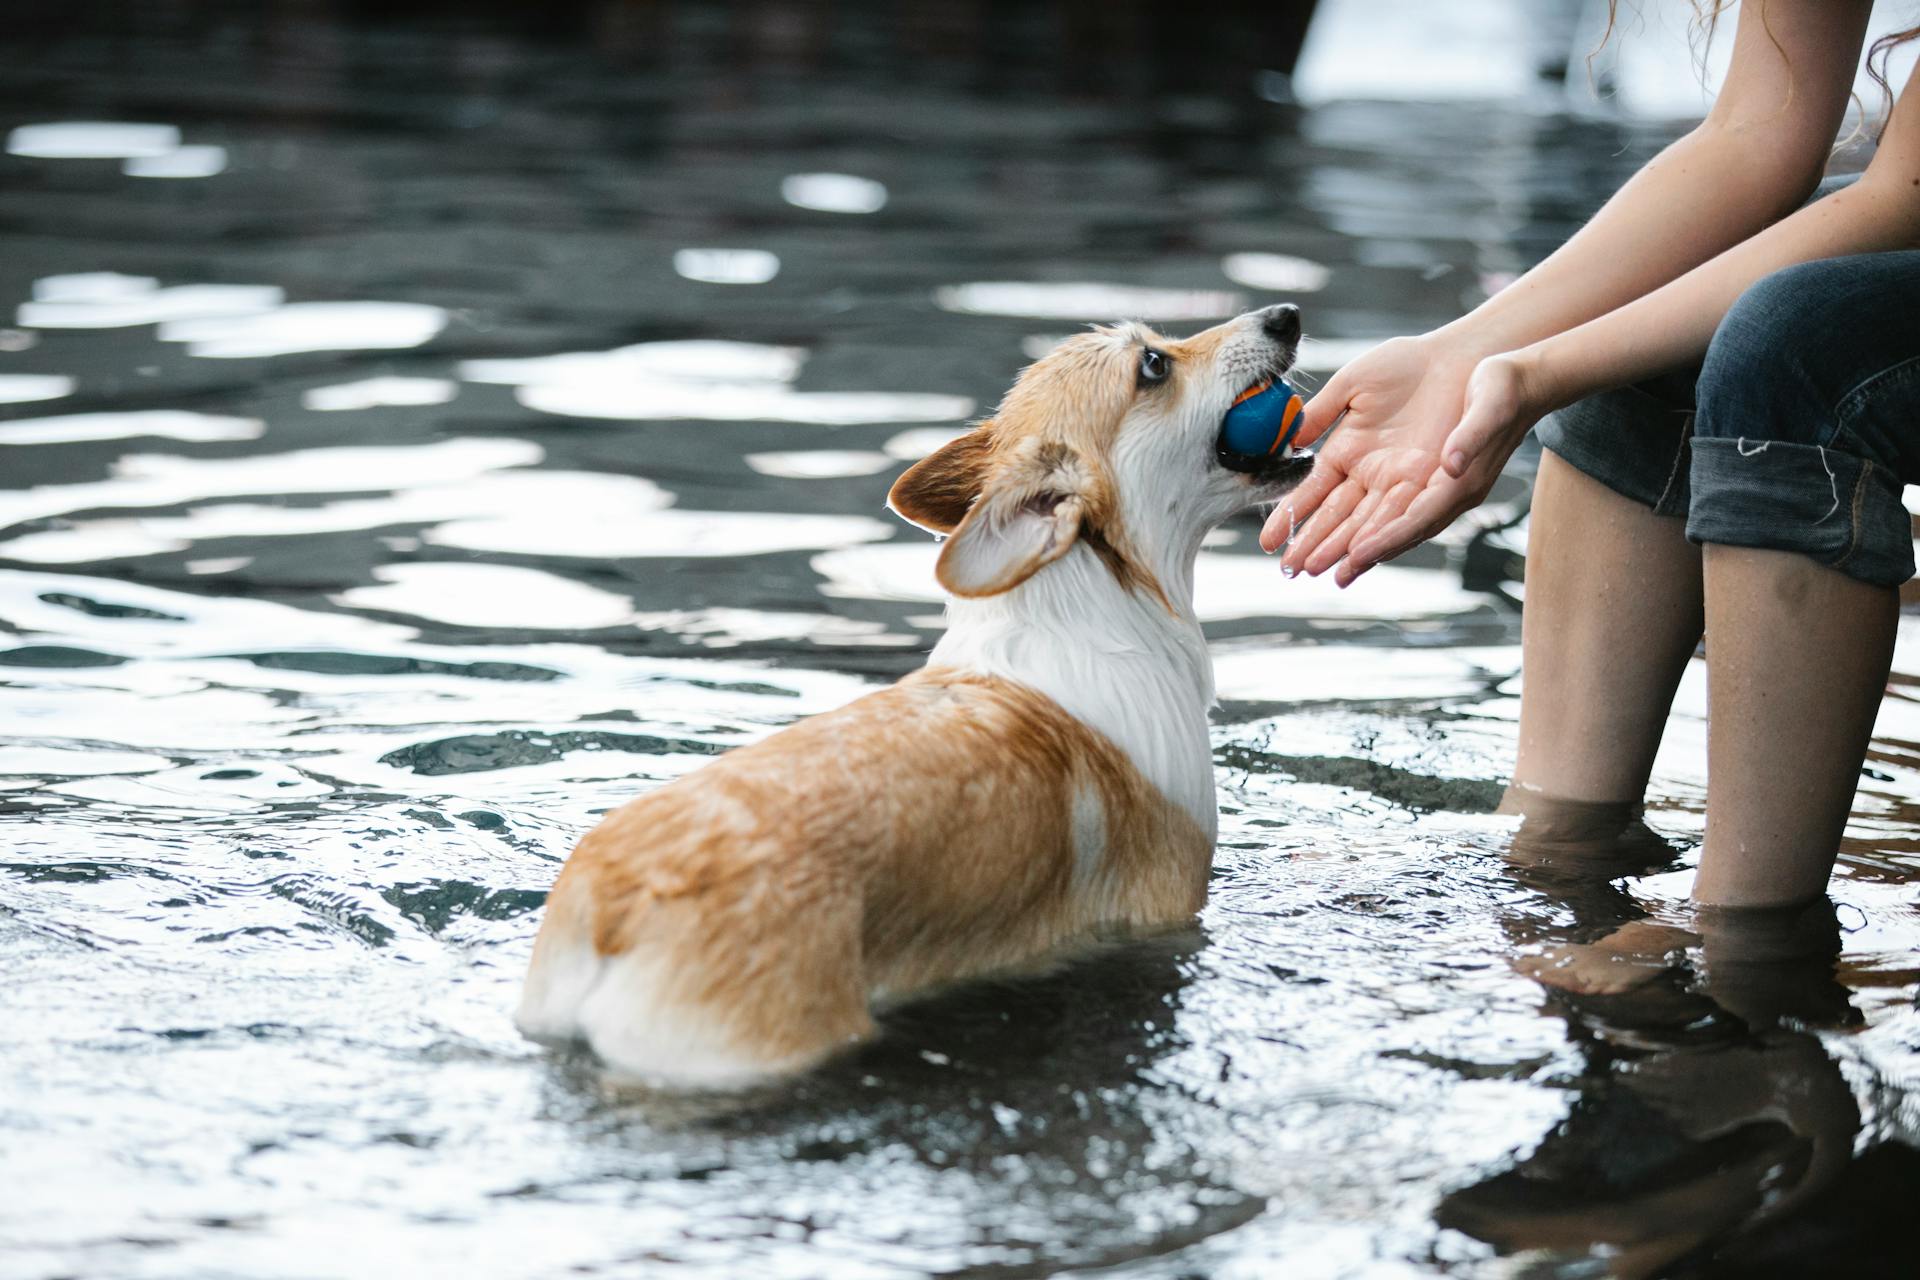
<box><xmin>1687</xmin><ymin>436</ymin><xmax>1915</xmax><ymax>587</ymax></box>
<box><xmin>1535</xmin><ymin>383</ymin><xmax>1693</xmax><ymax>518</ymax></box>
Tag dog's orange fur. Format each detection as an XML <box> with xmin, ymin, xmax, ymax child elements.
<box><xmin>527</xmin><ymin>669</ymin><xmax>1205</xmax><ymax>1078</ymax></box>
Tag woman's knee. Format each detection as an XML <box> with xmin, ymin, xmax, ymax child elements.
<box><xmin>1695</xmin><ymin>263</ymin><xmax>1837</xmax><ymax>445</ymax></box>
<box><xmin>1697</xmin><ymin>255</ymin><xmax>1914</xmax><ymax>444</ymax></box>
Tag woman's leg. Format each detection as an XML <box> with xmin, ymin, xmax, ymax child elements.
<box><xmin>1693</xmin><ymin>549</ymin><xmax>1897</xmax><ymax>905</ymax></box>
<box><xmin>1511</xmin><ymin>451</ymin><xmax>1704</xmax><ymax>807</ymax></box>
<box><xmin>1684</xmin><ymin>254</ymin><xmax>1920</xmax><ymax>907</ymax></box>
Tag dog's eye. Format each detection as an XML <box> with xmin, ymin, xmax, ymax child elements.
<box><xmin>1139</xmin><ymin>348</ymin><xmax>1171</xmax><ymax>387</ymax></box>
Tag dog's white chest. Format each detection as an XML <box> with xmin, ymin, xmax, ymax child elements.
<box><xmin>928</xmin><ymin>548</ymin><xmax>1219</xmax><ymax>839</ymax></box>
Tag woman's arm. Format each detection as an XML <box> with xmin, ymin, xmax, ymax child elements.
<box><xmin>1505</xmin><ymin>89</ymin><xmax>1920</xmax><ymax>417</ymax></box>
<box><xmin>1435</xmin><ymin>0</ymin><xmax>1872</xmax><ymax>363</ymax></box>
<box><xmin>1340</xmin><ymin>52</ymin><xmax>1920</xmax><ymax>581</ymax></box>
<box><xmin>1267</xmin><ymin>0</ymin><xmax>1872</xmax><ymax>579</ymax></box>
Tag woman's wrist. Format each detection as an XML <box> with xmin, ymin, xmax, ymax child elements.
<box><xmin>1500</xmin><ymin>341</ymin><xmax>1575</xmax><ymax>420</ymax></box>
<box><xmin>1432</xmin><ymin>311</ymin><xmax>1524</xmax><ymax>363</ymax></box>
<box><xmin>1434</xmin><ymin>277</ymin><xmax>1590</xmax><ymax>363</ymax></box>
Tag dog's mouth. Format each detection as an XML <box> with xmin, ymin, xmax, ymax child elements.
<box><xmin>1217</xmin><ymin>361</ymin><xmax>1309</xmax><ymax>488</ymax></box>
<box><xmin>1243</xmin><ymin>450</ymin><xmax>1314</xmax><ymax>493</ymax></box>
<box><xmin>1237</xmin><ymin>365</ymin><xmax>1313</xmax><ymax>492</ymax></box>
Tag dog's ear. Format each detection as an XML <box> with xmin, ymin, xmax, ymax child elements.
<box><xmin>935</xmin><ymin>444</ymin><xmax>1088</xmax><ymax>598</ymax></box>
<box><xmin>887</xmin><ymin>427</ymin><xmax>995</xmax><ymax>535</ymax></box>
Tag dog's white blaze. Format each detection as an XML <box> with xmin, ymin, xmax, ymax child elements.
<box><xmin>932</xmin><ymin>543</ymin><xmax>1217</xmax><ymax>839</ymax></box>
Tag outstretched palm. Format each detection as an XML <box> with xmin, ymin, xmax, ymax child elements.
<box><xmin>1262</xmin><ymin>336</ymin><xmax>1476</xmax><ymax>577</ymax></box>
<box><xmin>1263</xmin><ymin>338</ymin><xmax>1537</xmax><ymax>586</ymax></box>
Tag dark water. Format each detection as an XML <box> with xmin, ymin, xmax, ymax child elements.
<box><xmin>4</xmin><ymin>3</ymin><xmax>1919</xmax><ymax>1276</ymax></box>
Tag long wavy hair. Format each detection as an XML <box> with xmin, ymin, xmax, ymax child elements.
<box><xmin>1601</xmin><ymin>1</ymin><xmax>1917</xmax><ymax>133</ymax></box>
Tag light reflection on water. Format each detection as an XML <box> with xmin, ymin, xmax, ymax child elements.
<box><xmin>744</xmin><ymin>449</ymin><xmax>894</xmax><ymax>479</ymax></box>
<box><xmin>22</xmin><ymin>274</ymin><xmax>285</xmax><ymax>328</ymax></box>
<box><xmin>1221</xmin><ymin>252</ymin><xmax>1334</xmax><ymax>293</ymax></box>
<box><xmin>340</xmin><ymin>562</ymin><xmax>651</xmax><ymax>630</ymax></box>
<box><xmin>935</xmin><ymin>281</ymin><xmax>1246</xmax><ymax>321</ymax></box>
<box><xmin>122</xmin><ymin>144</ymin><xmax>229</xmax><ymax>179</ymax></box>
<box><xmin>301</xmin><ymin>375</ymin><xmax>458</xmax><ymax>412</ymax></box>
<box><xmin>5</xmin><ymin>121</ymin><xmax>182</xmax><ymax>158</ymax></box>
<box><xmin>19</xmin><ymin>274</ymin><xmax>447</xmax><ymax>358</ymax></box>
<box><xmin>0</xmin><ymin>409</ymin><xmax>262</xmax><ymax>446</ymax></box>
<box><xmin>780</xmin><ymin>172</ymin><xmax>889</xmax><ymax>214</ymax></box>
<box><xmin>164</xmin><ymin>301</ymin><xmax>449</xmax><ymax>359</ymax></box>
<box><xmin>464</xmin><ymin>340</ymin><xmax>974</xmax><ymax>425</ymax></box>
<box><xmin>0</xmin><ymin>452</ymin><xmax>894</xmax><ymax>567</ymax></box>
<box><xmin>673</xmin><ymin>248</ymin><xmax>783</xmax><ymax>285</ymax></box>
<box><xmin>3</xmin><ymin>2</ymin><xmax>1919</xmax><ymax>1277</ymax></box>
<box><xmin>0</xmin><ymin>373</ymin><xmax>73</xmax><ymax>404</ymax></box>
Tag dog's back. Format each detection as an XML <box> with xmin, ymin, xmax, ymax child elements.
<box><xmin>515</xmin><ymin>667</ymin><xmax>1207</xmax><ymax>1088</ymax></box>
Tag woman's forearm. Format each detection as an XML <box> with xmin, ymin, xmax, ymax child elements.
<box><xmin>1441</xmin><ymin>125</ymin><xmax>1825</xmax><ymax>358</ymax></box>
<box><xmin>1522</xmin><ymin>158</ymin><xmax>1920</xmax><ymax>412</ymax></box>
<box><xmin>1438</xmin><ymin>0</ymin><xmax>1869</xmax><ymax>361</ymax></box>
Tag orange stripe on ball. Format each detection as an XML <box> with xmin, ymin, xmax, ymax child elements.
<box><xmin>1269</xmin><ymin>394</ymin><xmax>1304</xmax><ymax>454</ymax></box>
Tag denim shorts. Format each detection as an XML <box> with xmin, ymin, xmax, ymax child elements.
<box><xmin>1536</xmin><ymin>232</ymin><xmax>1920</xmax><ymax>587</ymax></box>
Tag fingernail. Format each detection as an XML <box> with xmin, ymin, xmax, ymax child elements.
<box><xmin>1446</xmin><ymin>450</ymin><xmax>1466</xmax><ymax>474</ymax></box>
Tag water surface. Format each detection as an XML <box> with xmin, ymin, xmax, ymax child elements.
<box><xmin>4</xmin><ymin>3</ymin><xmax>1919</xmax><ymax>1277</ymax></box>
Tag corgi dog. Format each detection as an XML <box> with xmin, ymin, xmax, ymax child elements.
<box><xmin>516</xmin><ymin>303</ymin><xmax>1308</xmax><ymax>1088</ymax></box>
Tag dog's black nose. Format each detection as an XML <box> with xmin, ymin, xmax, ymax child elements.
<box><xmin>1259</xmin><ymin>303</ymin><xmax>1301</xmax><ymax>345</ymax></box>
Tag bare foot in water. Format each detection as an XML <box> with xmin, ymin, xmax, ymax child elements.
<box><xmin>1516</xmin><ymin>920</ymin><xmax>1697</xmax><ymax>996</ymax></box>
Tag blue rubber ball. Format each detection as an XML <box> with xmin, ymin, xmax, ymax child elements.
<box><xmin>1219</xmin><ymin>379</ymin><xmax>1306</xmax><ymax>460</ymax></box>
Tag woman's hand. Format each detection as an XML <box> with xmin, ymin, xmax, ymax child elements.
<box><xmin>1337</xmin><ymin>352</ymin><xmax>1545</xmax><ymax>583</ymax></box>
<box><xmin>1258</xmin><ymin>334</ymin><xmax>1481</xmax><ymax>579</ymax></box>
<box><xmin>1261</xmin><ymin>343</ymin><xmax>1546</xmax><ymax>587</ymax></box>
